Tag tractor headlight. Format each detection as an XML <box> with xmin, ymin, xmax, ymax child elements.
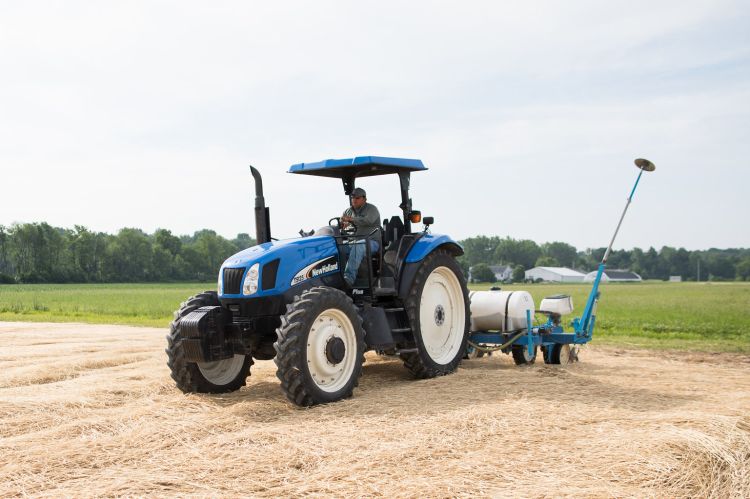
<box><xmin>217</xmin><ymin>271</ymin><xmax>223</xmax><ymax>295</ymax></box>
<box><xmin>243</xmin><ymin>263</ymin><xmax>260</xmax><ymax>296</ymax></box>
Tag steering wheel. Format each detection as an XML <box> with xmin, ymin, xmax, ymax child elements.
<box><xmin>329</xmin><ymin>217</ymin><xmax>357</xmax><ymax>236</ymax></box>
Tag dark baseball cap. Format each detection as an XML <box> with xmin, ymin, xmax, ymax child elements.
<box><xmin>351</xmin><ymin>187</ymin><xmax>366</xmax><ymax>198</ymax></box>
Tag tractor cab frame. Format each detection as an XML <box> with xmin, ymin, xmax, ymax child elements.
<box><xmin>289</xmin><ymin>156</ymin><xmax>433</xmax><ymax>299</ymax></box>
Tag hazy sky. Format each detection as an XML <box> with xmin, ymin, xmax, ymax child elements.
<box><xmin>1</xmin><ymin>1</ymin><xmax>748</xmax><ymax>251</ymax></box>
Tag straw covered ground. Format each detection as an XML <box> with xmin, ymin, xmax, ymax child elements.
<box><xmin>1</xmin><ymin>322</ymin><xmax>749</xmax><ymax>498</ymax></box>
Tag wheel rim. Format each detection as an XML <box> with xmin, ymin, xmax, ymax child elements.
<box><xmin>306</xmin><ymin>308</ymin><xmax>358</xmax><ymax>393</ymax></box>
<box><xmin>419</xmin><ymin>266</ymin><xmax>465</xmax><ymax>364</ymax></box>
<box><xmin>197</xmin><ymin>354</ymin><xmax>246</xmax><ymax>386</ymax></box>
<box><xmin>558</xmin><ymin>344</ymin><xmax>571</xmax><ymax>365</ymax></box>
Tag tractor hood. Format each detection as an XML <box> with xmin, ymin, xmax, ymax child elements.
<box><xmin>218</xmin><ymin>235</ymin><xmax>340</xmax><ymax>298</ymax></box>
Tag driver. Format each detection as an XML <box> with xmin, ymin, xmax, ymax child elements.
<box><xmin>341</xmin><ymin>187</ymin><xmax>381</xmax><ymax>287</ymax></box>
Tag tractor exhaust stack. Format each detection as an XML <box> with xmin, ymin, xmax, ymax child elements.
<box><xmin>249</xmin><ymin>165</ymin><xmax>272</xmax><ymax>244</ymax></box>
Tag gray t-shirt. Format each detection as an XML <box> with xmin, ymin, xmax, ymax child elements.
<box><xmin>342</xmin><ymin>202</ymin><xmax>381</xmax><ymax>238</ymax></box>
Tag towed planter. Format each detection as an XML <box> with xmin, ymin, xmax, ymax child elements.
<box><xmin>467</xmin><ymin>158</ymin><xmax>656</xmax><ymax>365</ymax></box>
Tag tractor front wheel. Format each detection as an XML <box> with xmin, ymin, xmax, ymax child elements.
<box><xmin>274</xmin><ymin>286</ymin><xmax>365</xmax><ymax>407</ymax></box>
<box><xmin>166</xmin><ymin>291</ymin><xmax>253</xmax><ymax>393</ymax></box>
<box><xmin>401</xmin><ymin>250</ymin><xmax>470</xmax><ymax>378</ymax></box>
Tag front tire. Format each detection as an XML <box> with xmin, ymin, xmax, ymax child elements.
<box><xmin>402</xmin><ymin>250</ymin><xmax>470</xmax><ymax>378</ymax></box>
<box><xmin>165</xmin><ymin>291</ymin><xmax>253</xmax><ymax>393</ymax></box>
<box><xmin>274</xmin><ymin>287</ymin><xmax>365</xmax><ymax>407</ymax></box>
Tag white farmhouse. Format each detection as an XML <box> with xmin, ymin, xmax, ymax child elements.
<box><xmin>525</xmin><ymin>267</ymin><xmax>585</xmax><ymax>282</ymax></box>
<box><xmin>468</xmin><ymin>264</ymin><xmax>513</xmax><ymax>283</ymax></box>
<box><xmin>489</xmin><ymin>265</ymin><xmax>513</xmax><ymax>282</ymax></box>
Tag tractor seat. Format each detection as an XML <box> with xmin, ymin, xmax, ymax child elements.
<box><xmin>383</xmin><ymin>250</ymin><xmax>398</xmax><ymax>267</ymax></box>
<box><xmin>382</xmin><ymin>216</ymin><xmax>405</xmax><ymax>250</ymax></box>
<box><xmin>382</xmin><ymin>216</ymin><xmax>405</xmax><ymax>268</ymax></box>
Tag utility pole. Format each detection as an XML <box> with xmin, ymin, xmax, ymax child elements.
<box><xmin>697</xmin><ymin>257</ymin><xmax>701</xmax><ymax>282</ymax></box>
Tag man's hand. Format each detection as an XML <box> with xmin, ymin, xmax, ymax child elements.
<box><xmin>341</xmin><ymin>215</ymin><xmax>353</xmax><ymax>224</ymax></box>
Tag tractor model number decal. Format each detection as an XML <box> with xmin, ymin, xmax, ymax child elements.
<box><xmin>291</xmin><ymin>256</ymin><xmax>339</xmax><ymax>286</ymax></box>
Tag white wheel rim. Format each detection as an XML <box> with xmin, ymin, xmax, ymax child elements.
<box><xmin>197</xmin><ymin>354</ymin><xmax>246</xmax><ymax>385</ymax></box>
<box><xmin>419</xmin><ymin>266</ymin><xmax>465</xmax><ymax>364</ymax></box>
<box><xmin>306</xmin><ymin>308</ymin><xmax>358</xmax><ymax>393</ymax></box>
<box><xmin>558</xmin><ymin>344</ymin><xmax>571</xmax><ymax>366</ymax></box>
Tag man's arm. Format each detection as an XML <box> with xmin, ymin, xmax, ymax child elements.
<box><xmin>347</xmin><ymin>205</ymin><xmax>380</xmax><ymax>227</ymax></box>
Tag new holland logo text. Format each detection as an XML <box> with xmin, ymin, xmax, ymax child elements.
<box><xmin>311</xmin><ymin>262</ymin><xmax>338</xmax><ymax>277</ymax></box>
<box><xmin>291</xmin><ymin>257</ymin><xmax>339</xmax><ymax>286</ymax></box>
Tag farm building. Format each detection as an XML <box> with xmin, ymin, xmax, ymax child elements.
<box><xmin>583</xmin><ymin>269</ymin><xmax>642</xmax><ymax>282</ymax></box>
<box><xmin>468</xmin><ymin>264</ymin><xmax>513</xmax><ymax>282</ymax></box>
<box><xmin>488</xmin><ymin>265</ymin><xmax>513</xmax><ymax>281</ymax></box>
<box><xmin>525</xmin><ymin>267</ymin><xmax>585</xmax><ymax>282</ymax></box>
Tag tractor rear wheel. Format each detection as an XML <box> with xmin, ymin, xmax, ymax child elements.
<box><xmin>401</xmin><ymin>250</ymin><xmax>470</xmax><ymax>378</ymax></box>
<box><xmin>166</xmin><ymin>291</ymin><xmax>253</xmax><ymax>393</ymax></box>
<box><xmin>274</xmin><ymin>286</ymin><xmax>365</xmax><ymax>407</ymax></box>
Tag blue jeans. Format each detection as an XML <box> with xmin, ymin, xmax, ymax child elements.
<box><xmin>343</xmin><ymin>239</ymin><xmax>379</xmax><ymax>285</ymax></box>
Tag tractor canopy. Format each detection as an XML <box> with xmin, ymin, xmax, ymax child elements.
<box><xmin>289</xmin><ymin>156</ymin><xmax>427</xmax><ymax>233</ymax></box>
<box><xmin>288</xmin><ymin>156</ymin><xmax>427</xmax><ymax>208</ymax></box>
<box><xmin>289</xmin><ymin>156</ymin><xmax>427</xmax><ymax>179</ymax></box>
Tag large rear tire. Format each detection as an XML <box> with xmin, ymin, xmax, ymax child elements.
<box><xmin>166</xmin><ymin>291</ymin><xmax>253</xmax><ymax>393</ymax></box>
<box><xmin>274</xmin><ymin>286</ymin><xmax>365</xmax><ymax>407</ymax></box>
<box><xmin>401</xmin><ymin>250</ymin><xmax>470</xmax><ymax>378</ymax></box>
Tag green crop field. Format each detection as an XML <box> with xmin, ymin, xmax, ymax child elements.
<box><xmin>1</xmin><ymin>281</ymin><xmax>748</xmax><ymax>353</ymax></box>
<box><xmin>0</xmin><ymin>283</ymin><xmax>213</xmax><ymax>328</ymax></box>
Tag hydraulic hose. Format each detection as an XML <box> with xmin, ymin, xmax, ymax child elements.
<box><xmin>467</xmin><ymin>329</ymin><xmax>528</xmax><ymax>353</ymax></box>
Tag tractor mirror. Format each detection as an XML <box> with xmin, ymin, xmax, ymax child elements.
<box><xmin>409</xmin><ymin>211</ymin><xmax>422</xmax><ymax>223</ymax></box>
<box><xmin>423</xmin><ymin>216</ymin><xmax>434</xmax><ymax>225</ymax></box>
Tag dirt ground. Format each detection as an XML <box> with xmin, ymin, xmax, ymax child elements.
<box><xmin>1</xmin><ymin>322</ymin><xmax>749</xmax><ymax>498</ymax></box>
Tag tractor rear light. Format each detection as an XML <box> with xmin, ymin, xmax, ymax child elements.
<box><xmin>243</xmin><ymin>263</ymin><xmax>260</xmax><ymax>295</ymax></box>
<box><xmin>409</xmin><ymin>211</ymin><xmax>422</xmax><ymax>223</ymax></box>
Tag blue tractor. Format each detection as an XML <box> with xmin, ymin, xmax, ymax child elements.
<box><xmin>166</xmin><ymin>156</ymin><xmax>470</xmax><ymax>406</ymax></box>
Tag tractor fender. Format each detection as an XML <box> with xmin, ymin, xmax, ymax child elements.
<box><xmin>404</xmin><ymin>234</ymin><xmax>463</xmax><ymax>263</ymax></box>
<box><xmin>397</xmin><ymin>236</ymin><xmax>464</xmax><ymax>299</ymax></box>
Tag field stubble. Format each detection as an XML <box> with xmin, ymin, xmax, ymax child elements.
<box><xmin>1</xmin><ymin>322</ymin><xmax>749</xmax><ymax>497</ymax></box>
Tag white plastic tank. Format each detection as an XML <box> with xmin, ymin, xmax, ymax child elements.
<box><xmin>468</xmin><ymin>289</ymin><xmax>535</xmax><ymax>332</ymax></box>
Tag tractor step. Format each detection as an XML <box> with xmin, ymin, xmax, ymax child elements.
<box><xmin>373</xmin><ymin>287</ymin><xmax>397</xmax><ymax>296</ymax></box>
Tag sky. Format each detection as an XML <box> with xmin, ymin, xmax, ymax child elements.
<box><xmin>1</xmin><ymin>1</ymin><xmax>748</xmax><ymax>251</ymax></box>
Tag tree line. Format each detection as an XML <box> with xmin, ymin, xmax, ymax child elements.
<box><xmin>0</xmin><ymin>223</ymin><xmax>748</xmax><ymax>284</ymax></box>
<box><xmin>456</xmin><ymin>235</ymin><xmax>750</xmax><ymax>283</ymax></box>
<box><xmin>0</xmin><ymin>223</ymin><xmax>255</xmax><ymax>283</ymax></box>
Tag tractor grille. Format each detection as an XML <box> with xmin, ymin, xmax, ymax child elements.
<box><xmin>222</xmin><ymin>267</ymin><xmax>245</xmax><ymax>295</ymax></box>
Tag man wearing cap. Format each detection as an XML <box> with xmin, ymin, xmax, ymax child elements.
<box><xmin>341</xmin><ymin>187</ymin><xmax>381</xmax><ymax>287</ymax></box>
